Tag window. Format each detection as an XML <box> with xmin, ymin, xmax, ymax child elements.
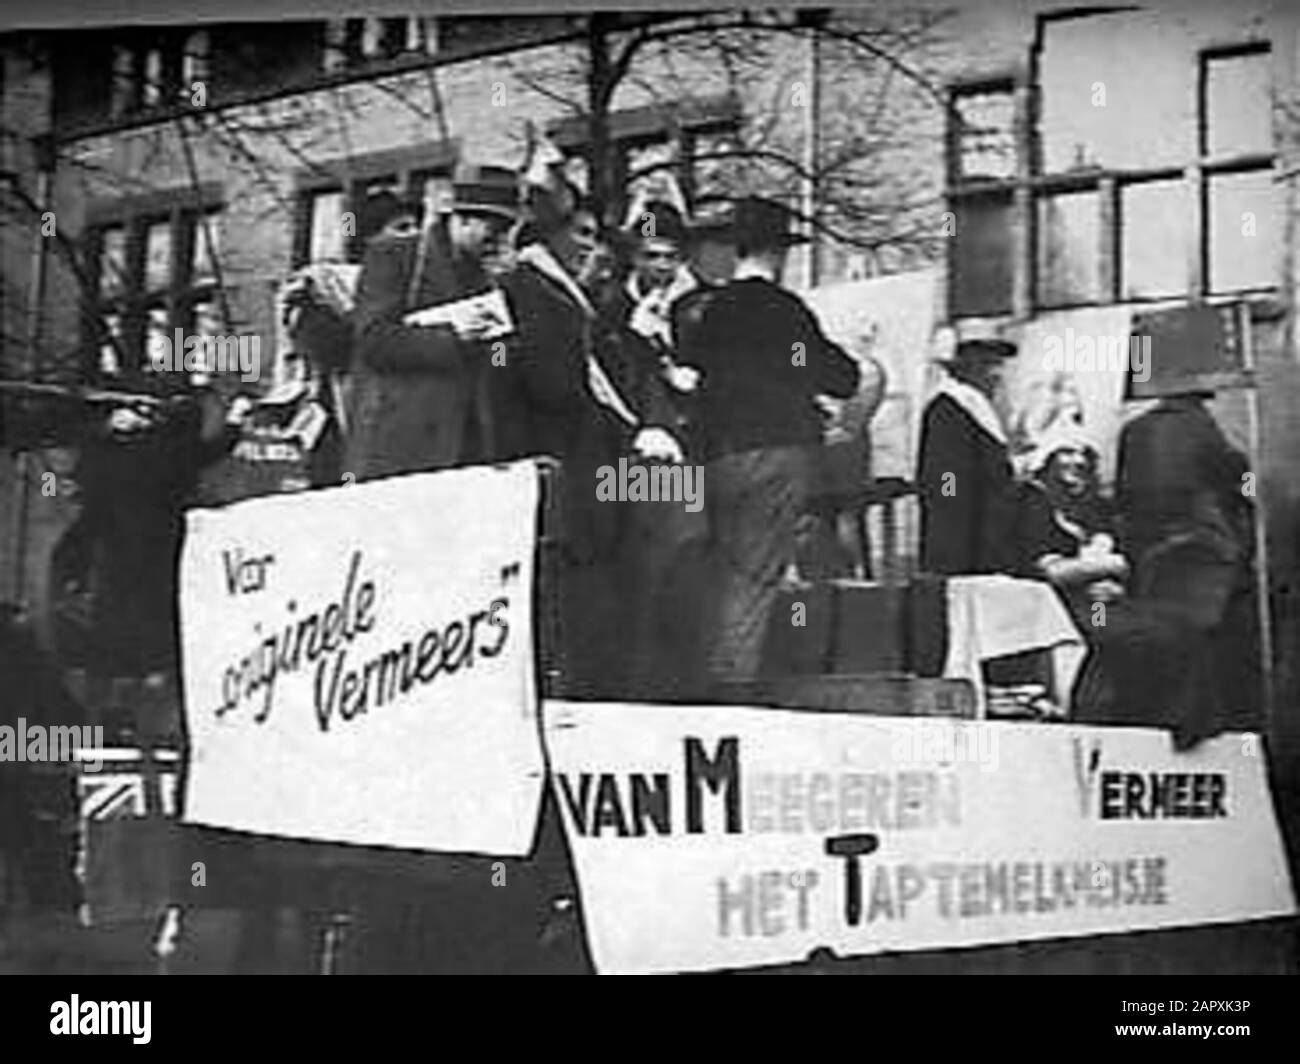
<box><xmin>321</xmin><ymin>17</ymin><xmax>438</xmax><ymax>72</ymax></box>
<box><xmin>1202</xmin><ymin>47</ymin><xmax>1276</xmax><ymax>292</ymax></box>
<box><xmin>953</xmin><ymin>86</ymin><xmax>1017</xmax><ymax>181</ymax></box>
<box><xmin>950</xmin><ymin>191</ymin><xmax>1015</xmax><ymax>317</ymax></box>
<box><xmin>84</xmin><ymin>191</ymin><xmax>224</xmax><ymax>375</ymax></box>
<box><xmin>1120</xmin><ymin>177</ymin><xmax>1192</xmax><ymax>300</ymax></box>
<box><xmin>1037</xmin><ymin>187</ymin><xmax>1101</xmax><ymax>306</ymax></box>
<box><xmin>947</xmin><ymin>81</ymin><xmax>1017</xmax><ymax>315</ymax></box>
<box><xmin>946</xmin><ymin>14</ymin><xmax>1276</xmax><ymax>318</ymax></box>
<box><xmin>292</xmin><ymin>144</ymin><xmax>457</xmax><ymax>267</ymax></box>
<box><xmin>547</xmin><ymin>95</ymin><xmax>742</xmax><ymax>219</ymax></box>
<box><xmin>109</xmin><ymin>29</ymin><xmax>210</xmax><ymax>117</ymax></box>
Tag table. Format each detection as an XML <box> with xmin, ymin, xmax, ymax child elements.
<box><xmin>941</xmin><ymin>575</ymin><xmax>1087</xmax><ymax>718</ymax></box>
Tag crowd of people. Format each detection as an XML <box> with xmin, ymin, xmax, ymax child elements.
<box><xmin>50</xmin><ymin>158</ymin><xmax>869</xmax><ymax>709</ymax></box>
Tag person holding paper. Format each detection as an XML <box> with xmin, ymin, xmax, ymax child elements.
<box><xmin>345</xmin><ymin>166</ymin><xmax>519</xmax><ymax>480</ymax></box>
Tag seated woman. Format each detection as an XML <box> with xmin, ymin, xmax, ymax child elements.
<box><xmin>1016</xmin><ymin>426</ymin><xmax>1128</xmax><ymax>624</ymax></box>
<box><xmin>1020</xmin><ymin>425</ymin><xmax>1258</xmax><ymax>749</ymax></box>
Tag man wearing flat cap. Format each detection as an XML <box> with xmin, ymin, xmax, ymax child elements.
<box><xmin>346</xmin><ymin>163</ymin><xmax>519</xmax><ymax>479</ymax></box>
<box><xmin>676</xmin><ymin>196</ymin><xmax>860</xmax><ymax>685</ymax></box>
<box><xmin>916</xmin><ymin>322</ymin><xmax>1021</xmax><ymax>575</ymax></box>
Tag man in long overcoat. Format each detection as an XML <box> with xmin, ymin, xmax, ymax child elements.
<box><xmin>345</xmin><ymin>165</ymin><xmax>519</xmax><ymax>480</ymax></box>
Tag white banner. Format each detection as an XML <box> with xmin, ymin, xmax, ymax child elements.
<box><xmin>179</xmin><ymin>462</ymin><xmax>544</xmax><ymax>855</ymax></box>
<box><xmin>544</xmin><ymin>701</ymin><xmax>1296</xmax><ymax>974</ymax></box>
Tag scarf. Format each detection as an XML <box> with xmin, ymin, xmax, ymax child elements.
<box><xmin>515</xmin><ymin>243</ymin><xmax>640</xmax><ymax>428</ymax></box>
<box><xmin>935</xmin><ymin>373</ymin><xmax>1009</xmax><ymax>446</ymax></box>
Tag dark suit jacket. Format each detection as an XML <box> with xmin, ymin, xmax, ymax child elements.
<box><xmin>676</xmin><ymin>277</ymin><xmax>859</xmax><ymax>461</ymax></box>
<box><xmin>494</xmin><ymin>261</ymin><xmax>637</xmax><ymax>567</ymax></box>
<box><xmin>346</xmin><ymin>223</ymin><xmax>488</xmax><ymax>480</ymax></box>
<box><xmin>492</xmin><ymin>263</ymin><xmax>633</xmax><ymax>464</ymax></box>
<box><xmin>917</xmin><ymin>393</ymin><xmax>1020</xmax><ymax>575</ymax></box>
<box><xmin>1116</xmin><ymin>398</ymin><xmax>1251</xmax><ymax>563</ymax></box>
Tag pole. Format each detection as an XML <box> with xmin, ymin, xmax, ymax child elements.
<box><xmin>11</xmin><ymin>163</ymin><xmax>53</xmax><ymax>610</ymax></box>
<box><xmin>1239</xmin><ymin>301</ymin><xmax>1275</xmax><ymax>731</ymax></box>
<box><xmin>800</xmin><ymin>23</ymin><xmax>821</xmax><ymax>290</ymax></box>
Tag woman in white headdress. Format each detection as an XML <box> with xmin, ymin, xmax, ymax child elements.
<box><xmin>1017</xmin><ymin>422</ymin><xmax>1128</xmax><ymax>616</ymax></box>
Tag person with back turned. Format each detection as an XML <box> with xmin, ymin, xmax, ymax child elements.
<box><xmin>675</xmin><ymin>196</ymin><xmax>860</xmax><ymax>686</ymax></box>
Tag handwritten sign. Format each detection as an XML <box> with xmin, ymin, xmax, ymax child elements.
<box><xmin>544</xmin><ymin>702</ymin><xmax>1296</xmax><ymax>974</ymax></box>
<box><xmin>179</xmin><ymin>462</ymin><xmax>544</xmax><ymax>855</ymax></box>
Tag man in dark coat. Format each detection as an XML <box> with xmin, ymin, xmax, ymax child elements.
<box><xmin>676</xmin><ymin>197</ymin><xmax>860</xmax><ymax>685</ymax></box>
<box><xmin>1116</xmin><ymin>392</ymin><xmax>1251</xmax><ymax>566</ymax></box>
<box><xmin>492</xmin><ymin>190</ymin><xmax>685</xmax><ymax>698</ymax></box>
<box><xmin>917</xmin><ymin>329</ymin><xmax>1021</xmax><ymax>575</ymax></box>
<box><xmin>1085</xmin><ymin>387</ymin><xmax>1261</xmax><ymax>747</ymax></box>
<box><xmin>345</xmin><ymin>165</ymin><xmax>518</xmax><ymax>480</ymax></box>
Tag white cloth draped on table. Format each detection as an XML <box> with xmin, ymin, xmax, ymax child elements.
<box><xmin>942</xmin><ymin>575</ymin><xmax>1087</xmax><ymax>717</ymax></box>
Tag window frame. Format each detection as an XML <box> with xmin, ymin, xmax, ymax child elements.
<box><xmin>945</xmin><ymin>20</ymin><xmax>1277</xmax><ymax>320</ymax></box>
<box><xmin>291</xmin><ymin>141</ymin><xmax>459</xmax><ymax>268</ymax></box>
<box><xmin>546</xmin><ymin>94</ymin><xmax>743</xmax><ymax>217</ymax></box>
<box><xmin>83</xmin><ymin>183</ymin><xmax>225</xmax><ymax>376</ymax></box>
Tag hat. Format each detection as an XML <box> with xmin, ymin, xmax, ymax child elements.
<box><xmin>358</xmin><ymin>190</ymin><xmax>422</xmax><ymax>242</ymax></box>
<box><xmin>686</xmin><ymin>197</ymin><xmax>735</xmax><ymax>240</ymax></box>
<box><xmin>1025</xmin><ymin>421</ymin><xmax>1098</xmax><ymax>475</ymax></box>
<box><xmin>1125</xmin><ymin>305</ymin><xmax>1232</xmax><ymax>400</ymax></box>
<box><xmin>450</xmin><ymin>164</ymin><xmax>519</xmax><ymax>220</ymax></box>
<box><xmin>951</xmin><ymin>319</ymin><xmax>1017</xmax><ymax>362</ymax></box>
<box><xmin>625</xmin><ymin>198</ymin><xmax>687</xmax><ymax>245</ymax></box>
<box><xmin>730</xmin><ymin>196</ymin><xmax>810</xmax><ymax>251</ymax></box>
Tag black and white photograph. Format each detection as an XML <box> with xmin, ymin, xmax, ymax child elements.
<box><xmin>0</xmin><ymin>0</ymin><xmax>1296</xmax><ymax>1004</ymax></box>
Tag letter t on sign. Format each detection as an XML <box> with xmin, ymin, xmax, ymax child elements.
<box><xmin>825</xmin><ymin>833</ymin><xmax>880</xmax><ymax>927</ymax></box>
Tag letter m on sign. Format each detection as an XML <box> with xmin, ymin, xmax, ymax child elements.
<box><xmin>684</xmin><ymin>736</ymin><xmax>741</xmax><ymax>834</ymax></box>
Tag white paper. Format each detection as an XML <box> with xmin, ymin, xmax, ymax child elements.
<box><xmin>403</xmin><ymin>288</ymin><xmax>515</xmax><ymax>339</ymax></box>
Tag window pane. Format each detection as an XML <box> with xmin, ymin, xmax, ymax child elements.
<box><xmin>111</xmin><ymin>46</ymin><xmax>136</xmax><ymax>117</ymax></box>
<box><xmin>416</xmin><ymin>172</ymin><xmax>453</xmax><ymax>217</ymax></box>
<box><xmin>191</xmin><ymin>215</ymin><xmax>219</xmax><ymax>286</ymax></box>
<box><xmin>142</xmin><ymin>48</ymin><xmax>163</xmax><ymax>107</ymax></box>
<box><xmin>1205</xmin><ymin>50</ymin><xmax>1271</xmax><ymax>158</ymax></box>
<box><xmin>418</xmin><ymin>17</ymin><xmax>439</xmax><ymax>55</ymax></box>
<box><xmin>625</xmin><ymin>142</ymin><xmax>683</xmax><ymax>225</ymax></box>
<box><xmin>1209</xmin><ymin>169</ymin><xmax>1276</xmax><ymax>291</ymax></box>
<box><xmin>99</xmin><ymin>313</ymin><xmax>123</xmax><ymax>375</ymax></box>
<box><xmin>144</xmin><ymin>304</ymin><xmax>171</xmax><ymax>370</ymax></box>
<box><xmin>323</xmin><ymin>20</ymin><xmax>348</xmax><ymax>73</ymax></box>
<box><xmin>308</xmin><ymin>191</ymin><xmax>346</xmax><ymax>262</ymax></box>
<box><xmin>1039</xmin><ymin>12</ymin><xmax>1194</xmax><ymax>173</ymax></box>
<box><xmin>191</xmin><ymin>298</ymin><xmax>222</xmax><ymax>338</ymax></box>
<box><xmin>144</xmin><ymin>220</ymin><xmax>172</xmax><ymax>292</ymax></box>
<box><xmin>954</xmin><ymin>89</ymin><xmax>1015</xmax><ymax>180</ymax></box>
<box><xmin>99</xmin><ymin>227</ymin><xmax>128</xmax><ymax>298</ymax></box>
<box><xmin>182</xmin><ymin>29</ymin><xmax>210</xmax><ymax>89</ymax></box>
<box><xmin>361</xmin><ymin>19</ymin><xmax>385</xmax><ymax>58</ymax></box>
<box><xmin>1121</xmin><ymin>179</ymin><xmax>1191</xmax><ymax>299</ymax></box>
<box><xmin>1036</xmin><ymin>189</ymin><xmax>1100</xmax><ymax>306</ymax></box>
<box><xmin>951</xmin><ymin>193</ymin><xmax>1014</xmax><ymax>316</ymax></box>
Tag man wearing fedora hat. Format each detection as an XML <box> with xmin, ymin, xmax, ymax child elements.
<box><xmin>917</xmin><ymin>321</ymin><xmax>1021</xmax><ymax>575</ymax></box>
<box><xmin>676</xmin><ymin>195</ymin><xmax>860</xmax><ymax>685</ymax></box>
<box><xmin>345</xmin><ymin>163</ymin><xmax>519</xmax><ymax>479</ymax></box>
